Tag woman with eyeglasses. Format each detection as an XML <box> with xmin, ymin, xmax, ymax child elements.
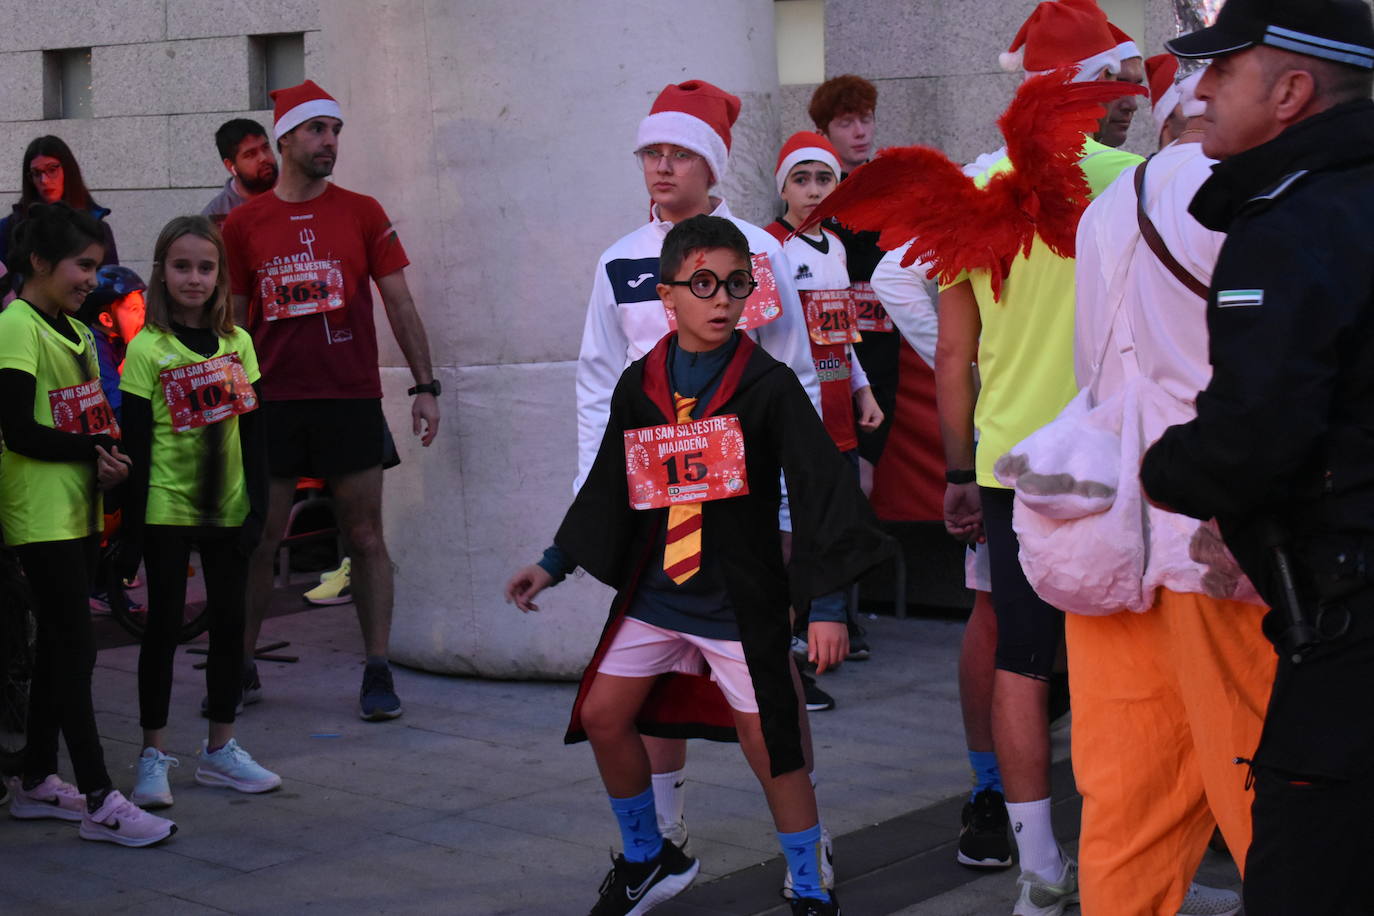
<box><xmin>0</xmin><ymin>136</ymin><xmax>119</xmax><ymax>285</ymax></box>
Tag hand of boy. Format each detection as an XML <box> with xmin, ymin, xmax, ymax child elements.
<box><xmin>95</xmin><ymin>444</ymin><xmax>131</xmax><ymax>491</ymax></box>
<box><xmin>505</xmin><ymin>563</ymin><xmax>554</xmax><ymax>612</ymax></box>
<box><xmin>808</xmin><ymin>620</ymin><xmax>848</xmax><ymax>674</ymax></box>
<box><xmin>944</xmin><ymin>481</ymin><xmax>984</xmax><ymax>545</ymax></box>
<box><xmin>854</xmin><ymin>385</ymin><xmax>884</xmax><ymax>432</ymax></box>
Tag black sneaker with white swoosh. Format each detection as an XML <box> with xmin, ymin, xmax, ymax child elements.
<box><xmin>588</xmin><ymin>838</ymin><xmax>699</xmax><ymax>916</ymax></box>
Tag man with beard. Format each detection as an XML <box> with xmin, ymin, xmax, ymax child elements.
<box><xmin>222</xmin><ymin>80</ymin><xmax>440</xmax><ymax>722</ymax></box>
<box><xmin>202</xmin><ymin>119</ymin><xmax>279</xmax><ymax>228</ymax></box>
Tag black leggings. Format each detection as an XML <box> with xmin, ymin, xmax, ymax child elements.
<box><xmin>138</xmin><ymin>526</ymin><xmax>247</xmax><ymax>729</ymax></box>
<box><xmin>15</xmin><ymin>534</ymin><xmax>112</xmax><ymax>794</ymax></box>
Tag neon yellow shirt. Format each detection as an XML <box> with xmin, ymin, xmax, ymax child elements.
<box><xmin>959</xmin><ymin>139</ymin><xmax>1142</xmax><ymax>487</ymax></box>
<box><xmin>120</xmin><ymin>325</ymin><xmax>261</xmax><ymax>527</ymax></box>
<box><xmin>0</xmin><ymin>300</ymin><xmax>103</xmax><ymax>545</ymax></box>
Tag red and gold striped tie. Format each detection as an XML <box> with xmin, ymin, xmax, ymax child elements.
<box><xmin>662</xmin><ymin>392</ymin><xmax>702</xmax><ymax>585</ymax></box>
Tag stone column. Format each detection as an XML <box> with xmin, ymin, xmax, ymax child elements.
<box><xmin>314</xmin><ymin>0</ymin><xmax>781</xmax><ymax>677</ymax></box>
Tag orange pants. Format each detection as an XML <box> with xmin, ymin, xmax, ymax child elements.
<box><xmin>1066</xmin><ymin>589</ymin><xmax>1274</xmax><ymax>915</ymax></box>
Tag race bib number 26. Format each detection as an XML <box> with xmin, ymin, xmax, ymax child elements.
<box><xmin>160</xmin><ymin>353</ymin><xmax>258</xmax><ymax>433</ymax></box>
<box><xmin>623</xmin><ymin>415</ymin><xmax>750</xmax><ymax>510</ymax></box>
<box><xmin>48</xmin><ymin>378</ymin><xmax>119</xmax><ymax>438</ymax></box>
<box><xmin>850</xmin><ymin>281</ymin><xmax>894</xmax><ymax>333</ymax></box>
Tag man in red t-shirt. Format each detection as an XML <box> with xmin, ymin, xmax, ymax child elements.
<box><xmin>223</xmin><ymin>80</ymin><xmax>440</xmax><ymax>721</ymax></box>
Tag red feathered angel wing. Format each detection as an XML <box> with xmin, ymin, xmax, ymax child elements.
<box><xmin>797</xmin><ymin>68</ymin><xmax>1146</xmax><ymax>300</ymax></box>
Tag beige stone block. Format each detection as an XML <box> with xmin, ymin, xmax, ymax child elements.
<box><xmin>167</xmin><ymin>109</ymin><xmax>275</xmax><ymax>188</ymax></box>
<box><xmin>94</xmin><ymin>38</ymin><xmax>251</xmax><ymax>118</ymax></box>
<box><xmin>386</xmin><ymin>361</ymin><xmax>605</xmax><ymax>679</ymax></box>
<box><xmin>0</xmin><ymin>0</ymin><xmax>165</xmax><ymax>53</ymax></box>
<box><xmin>0</xmin><ymin>52</ymin><xmax>44</xmax><ymax>122</ymax></box>
<box><xmin>826</xmin><ymin>0</ymin><xmax>1041</xmax><ymax>81</ymax></box>
<box><xmin>167</xmin><ymin>0</ymin><xmax>320</xmax><ymax>40</ymax></box>
<box><xmin>98</xmin><ymin>187</ymin><xmax>217</xmax><ymax>268</ymax></box>
<box><xmin>0</xmin><ymin>116</ymin><xmax>170</xmax><ymax>195</ymax></box>
<box><xmin>780</xmin><ymin>83</ymin><xmax>818</xmax><ymax>135</ymax></box>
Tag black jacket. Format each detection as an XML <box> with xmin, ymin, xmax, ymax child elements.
<box><xmin>1142</xmin><ymin>99</ymin><xmax>1374</xmax><ymax>608</ymax></box>
<box><xmin>558</xmin><ymin>333</ymin><xmax>890</xmax><ymax>777</ymax></box>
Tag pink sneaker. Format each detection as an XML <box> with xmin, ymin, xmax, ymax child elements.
<box><xmin>8</xmin><ymin>774</ymin><xmax>84</xmax><ymax>822</ymax></box>
<box><xmin>79</xmin><ymin>790</ymin><xmax>177</xmax><ymax>847</ymax></box>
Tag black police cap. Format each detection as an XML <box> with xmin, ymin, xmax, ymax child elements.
<box><xmin>1166</xmin><ymin>0</ymin><xmax>1374</xmax><ymax>69</ymax></box>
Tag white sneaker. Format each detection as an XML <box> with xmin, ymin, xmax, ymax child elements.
<box><xmin>781</xmin><ymin>826</ymin><xmax>834</xmax><ymax>900</ymax></box>
<box><xmin>1013</xmin><ymin>857</ymin><xmax>1078</xmax><ymax>916</ymax></box>
<box><xmin>660</xmin><ymin>818</ymin><xmax>690</xmax><ymax>854</ymax></box>
<box><xmin>194</xmin><ymin>738</ymin><xmax>282</xmax><ymax>793</ymax></box>
<box><xmin>79</xmin><ymin>790</ymin><xmax>176</xmax><ymax>847</ymax></box>
<box><xmin>7</xmin><ymin>773</ymin><xmax>84</xmax><ymax>821</ymax></box>
<box><xmin>1177</xmin><ymin>881</ymin><xmax>1241</xmax><ymax>916</ymax></box>
<box><xmin>129</xmin><ymin>747</ymin><xmax>179</xmax><ymax>809</ymax></box>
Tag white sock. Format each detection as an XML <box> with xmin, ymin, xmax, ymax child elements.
<box><xmin>651</xmin><ymin>768</ymin><xmax>686</xmax><ymax>830</ymax></box>
<box><xmin>1004</xmin><ymin>798</ymin><xmax>1064</xmax><ymax>881</ymax></box>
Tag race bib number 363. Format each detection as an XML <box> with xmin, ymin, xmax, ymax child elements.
<box><xmin>49</xmin><ymin>379</ymin><xmax>119</xmax><ymax>438</ymax></box>
<box><xmin>160</xmin><ymin>353</ymin><xmax>258</xmax><ymax>433</ymax></box>
<box><xmin>665</xmin><ymin>253</ymin><xmax>784</xmax><ymax>333</ymax></box>
<box><xmin>850</xmin><ymin>281</ymin><xmax>894</xmax><ymax>333</ymax></box>
<box><xmin>623</xmin><ymin>414</ymin><xmax>750</xmax><ymax>510</ymax></box>
<box><xmin>258</xmin><ymin>259</ymin><xmax>345</xmax><ymax>321</ymax></box>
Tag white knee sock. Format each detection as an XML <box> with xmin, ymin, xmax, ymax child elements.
<box><xmin>1004</xmin><ymin>797</ymin><xmax>1064</xmax><ymax>881</ymax></box>
<box><xmin>651</xmin><ymin>768</ymin><xmax>686</xmax><ymax>830</ymax></box>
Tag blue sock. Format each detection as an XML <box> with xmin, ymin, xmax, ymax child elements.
<box><xmin>609</xmin><ymin>787</ymin><xmax>663</xmax><ymax>863</ymax></box>
<box><xmin>969</xmin><ymin>749</ymin><xmax>1003</xmax><ymax>801</ymax></box>
<box><xmin>778</xmin><ymin>823</ymin><xmax>830</xmax><ymax>902</ymax></box>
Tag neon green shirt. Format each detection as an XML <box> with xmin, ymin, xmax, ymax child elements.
<box><xmin>120</xmin><ymin>325</ymin><xmax>261</xmax><ymax>527</ymax></box>
<box><xmin>960</xmin><ymin>138</ymin><xmax>1142</xmax><ymax>487</ymax></box>
<box><xmin>0</xmin><ymin>300</ymin><xmax>104</xmax><ymax>545</ymax></box>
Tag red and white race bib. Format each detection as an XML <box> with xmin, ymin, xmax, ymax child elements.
<box><xmin>623</xmin><ymin>414</ymin><xmax>749</xmax><ymax>510</ymax></box>
<box><xmin>850</xmin><ymin>281</ymin><xmax>894</xmax><ymax>333</ymax></box>
<box><xmin>802</xmin><ymin>289</ymin><xmax>861</xmax><ymax>346</ymax></box>
<box><xmin>257</xmin><ymin>258</ymin><xmax>346</xmax><ymax>321</ymax></box>
<box><xmin>48</xmin><ymin>379</ymin><xmax>120</xmax><ymax>438</ymax></box>
<box><xmin>160</xmin><ymin>353</ymin><xmax>258</xmax><ymax>433</ymax></box>
<box><xmin>665</xmin><ymin>253</ymin><xmax>784</xmax><ymax>333</ymax></box>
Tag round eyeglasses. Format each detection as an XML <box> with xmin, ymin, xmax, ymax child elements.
<box><xmin>662</xmin><ymin>268</ymin><xmax>757</xmax><ymax>300</ymax></box>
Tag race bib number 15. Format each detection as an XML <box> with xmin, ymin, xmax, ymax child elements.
<box><xmin>160</xmin><ymin>353</ymin><xmax>258</xmax><ymax>433</ymax></box>
<box><xmin>623</xmin><ymin>415</ymin><xmax>750</xmax><ymax>510</ymax></box>
<box><xmin>48</xmin><ymin>378</ymin><xmax>120</xmax><ymax>438</ymax></box>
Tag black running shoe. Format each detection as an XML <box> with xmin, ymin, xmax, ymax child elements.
<box><xmin>845</xmin><ymin>626</ymin><xmax>871</xmax><ymax>661</ymax></box>
<box><xmin>800</xmin><ymin>671</ymin><xmax>835</xmax><ymax>712</ymax></box>
<box><xmin>957</xmin><ymin>787</ymin><xmax>1013</xmax><ymax>868</ymax></box>
<box><xmin>789</xmin><ymin>890</ymin><xmax>841</xmax><ymax>915</ymax></box>
<box><xmin>588</xmin><ymin>839</ymin><xmax>699</xmax><ymax>916</ymax></box>
<box><xmin>359</xmin><ymin>662</ymin><xmax>403</xmax><ymax>721</ymax></box>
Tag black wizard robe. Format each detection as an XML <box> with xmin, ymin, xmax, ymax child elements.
<box><xmin>558</xmin><ymin>332</ymin><xmax>892</xmax><ymax>777</ymax></box>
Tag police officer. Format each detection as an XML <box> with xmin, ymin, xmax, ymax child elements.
<box><xmin>1140</xmin><ymin>1</ymin><xmax>1374</xmax><ymax>912</ymax></box>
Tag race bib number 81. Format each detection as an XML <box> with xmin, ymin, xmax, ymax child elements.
<box><xmin>623</xmin><ymin>415</ymin><xmax>749</xmax><ymax>510</ymax></box>
<box><xmin>666</xmin><ymin>253</ymin><xmax>783</xmax><ymax>333</ymax></box>
<box><xmin>160</xmin><ymin>353</ymin><xmax>258</xmax><ymax>433</ymax></box>
<box><xmin>49</xmin><ymin>378</ymin><xmax>120</xmax><ymax>438</ymax></box>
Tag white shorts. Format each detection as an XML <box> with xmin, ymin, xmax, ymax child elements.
<box><xmin>597</xmin><ymin>617</ymin><xmax>759</xmax><ymax>713</ymax></box>
<box><xmin>965</xmin><ymin>545</ymin><xmax>992</xmax><ymax>593</ymax></box>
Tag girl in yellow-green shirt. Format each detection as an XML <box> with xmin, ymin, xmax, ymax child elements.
<box><xmin>0</xmin><ymin>202</ymin><xmax>175</xmax><ymax>847</ymax></box>
<box><xmin>119</xmin><ymin>216</ymin><xmax>280</xmax><ymax>810</ymax></box>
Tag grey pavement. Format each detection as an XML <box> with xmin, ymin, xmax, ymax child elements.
<box><xmin>0</xmin><ymin>584</ymin><xmax>1240</xmax><ymax>914</ymax></box>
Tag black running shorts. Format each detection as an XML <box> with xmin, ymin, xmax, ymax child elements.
<box><xmin>262</xmin><ymin>398</ymin><xmax>386</xmax><ymax>479</ymax></box>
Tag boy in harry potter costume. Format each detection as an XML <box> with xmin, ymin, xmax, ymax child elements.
<box><xmin>506</xmin><ymin>216</ymin><xmax>887</xmax><ymax>916</ymax></box>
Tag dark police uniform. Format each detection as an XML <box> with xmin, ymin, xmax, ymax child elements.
<box><xmin>1142</xmin><ymin>98</ymin><xmax>1374</xmax><ymax>915</ymax></box>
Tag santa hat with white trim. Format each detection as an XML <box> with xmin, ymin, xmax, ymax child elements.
<box><xmin>1107</xmin><ymin>21</ymin><xmax>1142</xmax><ymax>63</ymax></box>
<box><xmin>636</xmin><ymin>80</ymin><xmax>741</xmax><ymax>186</ymax></box>
<box><xmin>271</xmin><ymin>80</ymin><xmax>343</xmax><ymax>141</ymax></box>
<box><xmin>774</xmin><ymin>131</ymin><xmax>841</xmax><ymax>195</ymax></box>
<box><xmin>1000</xmin><ymin>0</ymin><xmax>1121</xmax><ymax>83</ymax></box>
<box><xmin>1147</xmin><ymin>54</ymin><xmax>1182</xmax><ymax>139</ymax></box>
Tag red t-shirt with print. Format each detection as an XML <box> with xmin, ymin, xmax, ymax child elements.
<box><xmin>223</xmin><ymin>184</ymin><xmax>409</xmax><ymax>401</ymax></box>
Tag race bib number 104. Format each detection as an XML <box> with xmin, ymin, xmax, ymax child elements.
<box><xmin>160</xmin><ymin>353</ymin><xmax>258</xmax><ymax>433</ymax></box>
<box><xmin>623</xmin><ymin>414</ymin><xmax>750</xmax><ymax>510</ymax></box>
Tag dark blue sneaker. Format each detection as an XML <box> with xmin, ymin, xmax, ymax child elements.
<box><xmin>359</xmin><ymin>662</ymin><xmax>403</xmax><ymax>721</ymax></box>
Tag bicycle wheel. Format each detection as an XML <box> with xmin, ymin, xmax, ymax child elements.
<box><xmin>0</xmin><ymin>550</ymin><xmax>34</xmax><ymax>773</ymax></box>
<box><xmin>103</xmin><ymin>542</ymin><xmax>210</xmax><ymax>644</ymax></box>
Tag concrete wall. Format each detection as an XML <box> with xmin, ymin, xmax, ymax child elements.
<box><xmin>0</xmin><ymin>0</ymin><xmax>321</xmax><ymax>283</ymax></box>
